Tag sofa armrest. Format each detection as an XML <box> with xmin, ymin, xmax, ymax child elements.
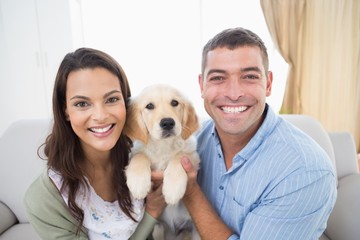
<box><xmin>0</xmin><ymin>201</ymin><xmax>17</xmax><ymax>234</ymax></box>
<box><xmin>328</xmin><ymin>132</ymin><xmax>359</xmax><ymax>179</ymax></box>
<box><xmin>325</xmin><ymin>174</ymin><xmax>360</xmax><ymax>239</ymax></box>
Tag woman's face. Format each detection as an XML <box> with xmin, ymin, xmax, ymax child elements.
<box><xmin>65</xmin><ymin>67</ymin><xmax>126</xmax><ymax>157</ymax></box>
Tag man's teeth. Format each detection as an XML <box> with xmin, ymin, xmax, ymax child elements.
<box><xmin>222</xmin><ymin>106</ymin><xmax>247</xmax><ymax>113</ymax></box>
<box><xmin>90</xmin><ymin>125</ymin><xmax>112</xmax><ymax>133</ymax></box>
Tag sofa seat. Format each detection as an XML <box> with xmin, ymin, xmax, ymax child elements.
<box><xmin>0</xmin><ymin>224</ymin><xmax>39</xmax><ymax>240</ymax></box>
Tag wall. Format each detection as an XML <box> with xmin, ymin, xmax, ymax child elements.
<box><xmin>0</xmin><ymin>0</ymin><xmax>287</xmax><ymax>136</ymax></box>
<box><xmin>0</xmin><ymin>0</ymin><xmax>83</xmax><ymax>135</ymax></box>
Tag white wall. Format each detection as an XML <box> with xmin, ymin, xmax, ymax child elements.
<box><xmin>0</xmin><ymin>0</ymin><xmax>287</xmax><ymax>136</ymax></box>
<box><xmin>80</xmin><ymin>0</ymin><xmax>288</xmax><ymax>118</ymax></box>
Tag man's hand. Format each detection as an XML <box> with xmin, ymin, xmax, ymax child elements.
<box><xmin>180</xmin><ymin>156</ymin><xmax>199</xmax><ymax>199</ymax></box>
<box><xmin>180</xmin><ymin>156</ymin><xmax>234</xmax><ymax>239</ymax></box>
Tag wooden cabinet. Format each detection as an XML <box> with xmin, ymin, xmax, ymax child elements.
<box><xmin>0</xmin><ymin>0</ymin><xmax>82</xmax><ymax>135</ymax></box>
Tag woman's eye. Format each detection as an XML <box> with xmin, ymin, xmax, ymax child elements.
<box><xmin>171</xmin><ymin>100</ymin><xmax>179</xmax><ymax>107</ymax></box>
<box><xmin>75</xmin><ymin>101</ymin><xmax>89</xmax><ymax>108</ymax></box>
<box><xmin>145</xmin><ymin>103</ymin><xmax>154</xmax><ymax>110</ymax></box>
<box><xmin>107</xmin><ymin>97</ymin><xmax>119</xmax><ymax>103</ymax></box>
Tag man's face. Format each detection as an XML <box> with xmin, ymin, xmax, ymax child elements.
<box><xmin>199</xmin><ymin>46</ymin><xmax>272</xmax><ymax>140</ymax></box>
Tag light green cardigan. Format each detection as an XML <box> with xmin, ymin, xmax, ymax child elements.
<box><xmin>24</xmin><ymin>169</ymin><xmax>156</xmax><ymax>240</ymax></box>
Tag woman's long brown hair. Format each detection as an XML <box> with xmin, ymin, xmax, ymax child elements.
<box><xmin>40</xmin><ymin>48</ymin><xmax>135</xmax><ymax>234</ymax></box>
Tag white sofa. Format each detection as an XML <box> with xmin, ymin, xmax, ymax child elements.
<box><xmin>0</xmin><ymin>119</ymin><xmax>49</xmax><ymax>240</ymax></box>
<box><xmin>0</xmin><ymin>115</ymin><xmax>359</xmax><ymax>240</ymax></box>
<box><xmin>281</xmin><ymin>115</ymin><xmax>360</xmax><ymax>240</ymax></box>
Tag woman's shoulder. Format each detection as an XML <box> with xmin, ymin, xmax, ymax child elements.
<box><xmin>24</xmin><ymin>169</ymin><xmax>89</xmax><ymax>239</ymax></box>
<box><xmin>24</xmin><ymin>169</ymin><xmax>64</xmax><ymax>213</ymax></box>
<box><xmin>25</xmin><ymin>169</ymin><xmax>50</xmax><ymax>200</ymax></box>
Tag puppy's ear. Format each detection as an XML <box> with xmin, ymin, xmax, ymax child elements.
<box><xmin>123</xmin><ymin>100</ymin><xmax>148</xmax><ymax>144</ymax></box>
<box><xmin>181</xmin><ymin>101</ymin><xmax>199</xmax><ymax>139</ymax></box>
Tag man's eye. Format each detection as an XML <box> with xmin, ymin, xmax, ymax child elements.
<box><xmin>145</xmin><ymin>103</ymin><xmax>155</xmax><ymax>110</ymax></box>
<box><xmin>209</xmin><ymin>76</ymin><xmax>223</xmax><ymax>81</ymax></box>
<box><xmin>244</xmin><ymin>74</ymin><xmax>260</xmax><ymax>80</ymax></box>
<box><xmin>75</xmin><ymin>102</ymin><xmax>89</xmax><ymax>108</ymax></box>
<box><xmin>171</xmin><ymin>100</ymin><xmax>179</xmax><ymax>107</ymax></box>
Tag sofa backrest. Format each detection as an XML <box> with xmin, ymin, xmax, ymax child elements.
<box><xmin>0</xmin><ymin>119</ymin><xmax>51</xmax><ymax>223</ymax></box>
<box><xmin>328</xmin><ymin>132</ymin><xmax>359</xmax><ymax>179</ymax></box>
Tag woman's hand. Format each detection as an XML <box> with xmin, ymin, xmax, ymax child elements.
<box><xmin>145</xmin><ymin>171</ymin><xmax>166</xmax><ymax>219</ymax></box>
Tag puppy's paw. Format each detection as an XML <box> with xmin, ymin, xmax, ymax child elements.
<box><xmin>163</xmin><ymin>170</ymin><xmax>187</xmax><ymax>205</ymax></box>
<box><xmin>125</xmin><ymin>167</ymin><xmax>151</xmax><ymax>200</ymax></box>
<box><xmin>126</xmin><ymin>172</ymin><xmax>151</xmax><ymax>199</ymax></box>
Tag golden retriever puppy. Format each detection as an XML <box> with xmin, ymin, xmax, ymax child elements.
<box><xmin>124</xmin><ymin>84</ymin><xmax>201</xmax><ymax>239</ymax></box>
<box><xmin>124</xmin><ymin>84</ymin><xmax>200</xmax><ymax>205</ymax></box>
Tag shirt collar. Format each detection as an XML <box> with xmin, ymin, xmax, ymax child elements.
<box><xmin>210</xmin><ymin>104</ymin><xmax>279</xmax><ymax>163</ymax></box>
<box><xmin>238</xmin><ymin>104</ymin><xmax>279</xmax><ymax>161</ymax></box>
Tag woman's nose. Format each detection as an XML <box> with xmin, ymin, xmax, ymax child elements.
<box><xmin>92</xmin><ymin>105</ymin><xmax>108</xmax><ymax>121</ymax></box>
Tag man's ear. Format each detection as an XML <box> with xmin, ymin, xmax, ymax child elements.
<box><xmin>198</xmin><ymin>74</ymin><xmax>204</xmax><ymax>99</ymax></box>
<box><xmin>266</xmin><ymin>71</ymin><xmax>273</xmax><ymax>97</ymax></box>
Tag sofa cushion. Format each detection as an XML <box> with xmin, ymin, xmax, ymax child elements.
<box><xmin>319</xmin><ymin>233</ymin><xmax>330</xmax><ymax>240</ymax></box>
<box><xmin>329</xmin><ymin>132</ymin><xmax>359</xmax><ymax>179</ymax></box>
<box><xmin>0</xmin><ymin>224</ymin><xmax>39</xmax><ymax>240</ymax></box>
<box><xmin>0</xmin><ymin>202</ymin><xmax>17</xmax><ymax>235</ymax></box>
<box><xmin>325</xmin><ymin>174</ymin><xmax>360</xmax><ymax>240</ymax></box>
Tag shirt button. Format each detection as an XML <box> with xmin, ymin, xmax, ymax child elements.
<box><xmin>219</xmin><ymin>186</ymin><xmax>224</xmax><ymax>190</ymax></box>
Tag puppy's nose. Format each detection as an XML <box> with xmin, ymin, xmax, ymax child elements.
<box><xmin>160</xmin><ymin>118</ymin><xmax>175</xmax><ymax>130</ymax></box>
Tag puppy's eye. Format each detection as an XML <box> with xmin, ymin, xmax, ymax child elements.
<box><xmin>171</xmin><ymin>100</ymin><xmax>179</xmax><ymax>107</ymax></box>
<box><xmin>145</xmin><ymin>103</ymin><xmax>155</xmax><ymax>110</ymax></box>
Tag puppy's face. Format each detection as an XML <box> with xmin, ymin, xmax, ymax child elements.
<box><xmin>138</xmin><ymin>87</ymin><xmax>183</xmax><ymax>140</ymax></box>
<box><xmin>124</xmin><ymin>84</ymin><xmax>199</xmax><ymax>144</ymax></box>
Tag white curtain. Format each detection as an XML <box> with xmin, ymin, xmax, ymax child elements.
<box><xmin>261</xmin><ymin>0</ymin><xmax>360</xmax><ymax>152</ymax></box>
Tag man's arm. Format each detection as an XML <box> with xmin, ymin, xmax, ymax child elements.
<box><xmin>181</xmin><ymin>157</ymin><xmax>235</xmax><ymax>240</ymax></box>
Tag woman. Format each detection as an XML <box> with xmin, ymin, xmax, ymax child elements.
<box><xmin>24</xmin><ymin>48</ymin><xmax>166</xmax><ymax>239</ymax></box>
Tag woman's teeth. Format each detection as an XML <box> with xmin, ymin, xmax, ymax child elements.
<box><xmin>90</xmin><ymin>124</ymin><xmax>113</xmax><ymax>133</ymax></box>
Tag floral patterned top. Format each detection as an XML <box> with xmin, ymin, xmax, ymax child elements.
<box><xmin>49</xmin><ymin>169</ymin><xmax>144</xmax><ymax>240</ymax></box>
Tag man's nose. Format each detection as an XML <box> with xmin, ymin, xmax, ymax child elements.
<box><xmin>225</xmin><ymin>79</ymin><xmax>245</xmax><ymax>101</ymax></box>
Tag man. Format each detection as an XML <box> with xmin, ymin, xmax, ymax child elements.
<box><xmin>181</xmin><ymin>27</ymin><xmax>337</xmax><ymax>239</ymax></box>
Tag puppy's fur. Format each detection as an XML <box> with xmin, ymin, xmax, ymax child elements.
<box><xmin>124</xmin><ymin>84</ymin><xmax>200</xmax><ymax>239</ymax></box>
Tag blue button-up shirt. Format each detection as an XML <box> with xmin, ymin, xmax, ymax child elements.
<box><xmin>197</xmin><ymin>105</ymin><xmax>337</xmax><ymax>240</ymax></box>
